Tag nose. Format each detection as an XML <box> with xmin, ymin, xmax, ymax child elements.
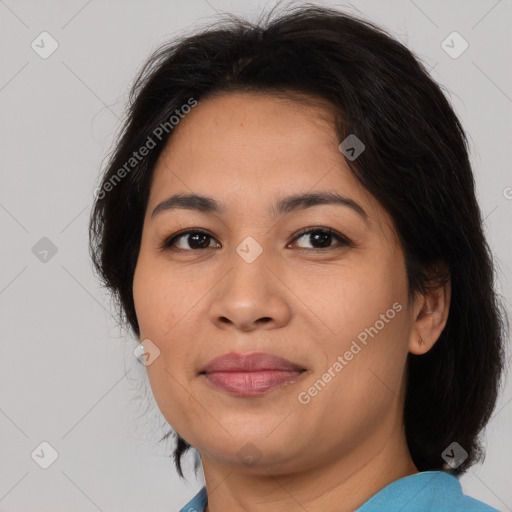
<box><xmin>209</xmin><ymin>250</ymin><xmax>292</xmax><ymax>333</ymax></box>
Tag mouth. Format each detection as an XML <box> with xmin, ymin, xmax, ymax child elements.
<box><xmin>199</xmin><ymin>352</ymin><xmax>307</xmax><ymax>396</ymax></box>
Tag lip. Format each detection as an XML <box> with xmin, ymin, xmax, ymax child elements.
<box><xmin>201</xmin><ymin>352</ymin><xmax>305</xmax><ymax>373</ymax></box>
<box><xmin>200</xmin><ymin>352</ymin><xmax>307</xmax><ymax>396</ymax></box>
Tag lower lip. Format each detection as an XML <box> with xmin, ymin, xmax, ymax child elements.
<box><xmin>203</xmin><ymin>370</ymin><xmax>305</xmax><ymax>396</ymax></box>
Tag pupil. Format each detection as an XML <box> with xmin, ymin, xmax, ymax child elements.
<box><xmin>190</xmin><ymin>233</ymin><xmax>209</xmax><ymax>249</ymax></box>
<box><xmin>311</xmin><ymin>232</ymin><xmax>331</xmax><ymax>248</ymax></box>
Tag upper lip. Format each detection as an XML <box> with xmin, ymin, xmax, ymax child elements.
<box><xmin>200</xmin><ymin>352</ymin><xmax>305</xmax><ymax>374</ymax></box>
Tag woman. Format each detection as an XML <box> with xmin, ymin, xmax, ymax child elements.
<box><xmin>89</xmin><ymin>3</ymin><xmax>508</xmax><ymax>511</ymax></box>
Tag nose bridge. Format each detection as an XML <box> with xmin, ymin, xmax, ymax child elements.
<box><xmin>227</xmin><ymin>234</ymin><xmax>272</xmax><ymax>301</ymax></box>
<box><xmin>209</xmin><ymin>235</ymin><xmax>291</xmax><ymax>330</ymax></box>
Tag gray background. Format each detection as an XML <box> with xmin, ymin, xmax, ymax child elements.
<box><xmin>1</xmin><ymin>0</ymin><xmax>511</xmax><ymax>510</ymax></box>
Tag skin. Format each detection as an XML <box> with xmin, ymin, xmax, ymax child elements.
<box><xmin>132</xmin><ymin>91</ymin><xmax>451</xmax><ymax>512</ymax></box>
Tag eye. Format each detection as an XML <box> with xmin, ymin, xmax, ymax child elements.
<box><xmin>159</xmin><ymin>226</ymin><xmax>355</xmax><ymax>253</ymax></box>
<box><xmin>289</xmin><ymin>227</ymin><xmax>355</xmax><ymax>251</ymax></box>
<box><xmin>159</xmin><ymin>228</ymin><xmax>220</xmax><ymax>252</ymax></box>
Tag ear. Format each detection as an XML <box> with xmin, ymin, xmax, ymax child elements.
<box><xmin>408</xmin><ymin>263</ymin><xmax>451</xmax><ymax>355</ymax></box>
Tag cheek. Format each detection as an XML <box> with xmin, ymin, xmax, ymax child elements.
<box><xmin>297</xmin><ymin>254</ymin><xmax>407</xmax><ymax>350</ymax></box>
<box><xmin>144</xmin><ymin>360</ymin><xmax>199</xmax><ymax>443</ymax></box>
<box><xmin>133</xmin><ymin>253</ymin><xmax>199</xmax><ymax>374</ymax></box>
<box><xmin>133</xmin><ymin>252</ymin><xmax>181</xmax><ymax>338</ymax></box>
<box><xmin>134</xmin><ymin>258</ymin><xmax>199</xmax><ymax>435</ymax></box>
<box><xmin>297</xmin><ymin>303</ymin><xmax>409</xmax><ymax>448</ymax></box>
<box><xmin>297</xmin><ymin>250</ymin><xmax>410</xmax><ymax>402</ymax></box>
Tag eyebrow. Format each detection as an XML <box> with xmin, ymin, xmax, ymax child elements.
<box><xmin>151</xmin><ymin>191</ymin><xmax>369</xmax><ymax>223</ymax></box>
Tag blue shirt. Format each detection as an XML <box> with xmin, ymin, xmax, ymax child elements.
<box><xmin>178</xmin><ymin>470</ymin><xmax>499</xmax><ymax>511</ymax></box>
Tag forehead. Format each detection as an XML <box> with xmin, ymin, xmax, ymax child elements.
<box><xmin>147</xmin><ymin>91</ymin><xmax>384</xmax><ymax>225</ymax></box>
<box><xmin>157</xmin><ymin>91</ymin><xmax>337</xmax><ymax>165</ymax></box>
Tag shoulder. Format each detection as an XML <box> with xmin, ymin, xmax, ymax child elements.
<box><xmin>356</xmin><ymin>471</ymin><xmax>499</xmax><ymax>511</ymax></box>
<box><xmin>179</xmin><ymin>473</ymin><xmax>500</xmax><ymax>512</ymax></box>
<box><xmin>178</xmin><ymin>485</ymin><xmax>207</xmax><ymax>512</ymax></box>
<box><xmin>455</xmin><ymin>493</ymin><xmax>500</xmax><ymax>512</ymax></box>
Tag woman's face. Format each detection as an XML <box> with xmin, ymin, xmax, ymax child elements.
<box><xmin>133</xmin><ymin>91</ymin><xmax>418</xmax><ymax>473</ymax></box>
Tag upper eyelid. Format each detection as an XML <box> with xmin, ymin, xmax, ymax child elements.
<box><xmin>162</xmin><ymin>226</ymin><xmax>354</xmax><ymax>249</ymax></box>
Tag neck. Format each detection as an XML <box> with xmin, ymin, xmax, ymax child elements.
<box><xmin>201</xmin><ymin>418</ymin><xmax>418</xmax><ymax>512</ymax></box>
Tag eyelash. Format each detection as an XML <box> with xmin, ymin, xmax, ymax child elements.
<box><xmin>159</xmin><ymin>226</ymin><xmax>355</xmax><ymax>253</ymax></box>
